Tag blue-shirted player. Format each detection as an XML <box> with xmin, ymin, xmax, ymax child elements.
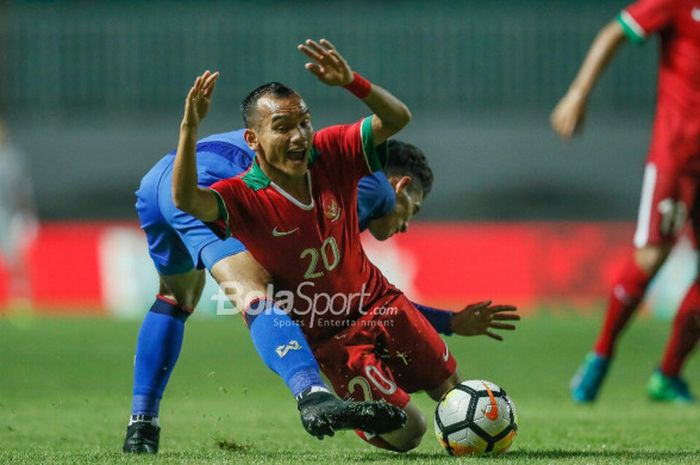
<box><xmin>125</xmin><ymin>136</ymin><xmax>519</xmax><ymax>453</ymax></box>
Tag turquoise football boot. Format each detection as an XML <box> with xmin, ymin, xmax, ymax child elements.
<box><xmin>647</xmin><ymin>369</ymin><xmax>695</xmax><ymax>404</ymax></box>
<box><xmin>570</xmin><ymin>352</ymin><xmax>610</xmax><ymax>403</ymax></box>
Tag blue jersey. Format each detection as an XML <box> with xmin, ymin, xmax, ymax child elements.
<box><xmin>135</xmin><ymin>129</ymin><xmax>396</xmax><ymax>274</ymax></box>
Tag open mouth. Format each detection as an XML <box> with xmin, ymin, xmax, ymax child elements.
<box><xmin>287</xmin><ymin>149</ymin><xmax>307</xmax><ymax>163</ymax></box>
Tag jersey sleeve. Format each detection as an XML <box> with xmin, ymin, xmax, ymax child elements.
<box><xmin>618</xmin><ymin>0</ymin><xmax>676</xmax><ymax>43</ymax></box>
<box><xmin>312</xmin><ymin>116</ymin><xmax>389</xmax><ymax>180</ymax></box>
<box><xmin>357</xmin><ymin>172</ymin><xmax>397</xmax><ymax>231</ymax></box>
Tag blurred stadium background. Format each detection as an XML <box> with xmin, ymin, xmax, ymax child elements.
<box><xmin>0</xmin><ymin>0</ymin><xmax>695</xmax><ymax>317</ymax></box>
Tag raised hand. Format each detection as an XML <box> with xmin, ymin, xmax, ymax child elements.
<box><xmin>449</xmin><ymin>301</ymin><xmax>520</xmax><ymax>341</ymax></box>
<box><xmin>182</xmin><ymin>70</ymin><xmax>220</xmax><ymax>129</ymax></box>
<box><xmin>550</xmin><ymin>90</ymin><xmax>587</xmax><ymax>140</ymax></box>
<box><xmin>298</xmin><ymin>38</ymin><xmax>353</xmax><ymax>86</ymax></box>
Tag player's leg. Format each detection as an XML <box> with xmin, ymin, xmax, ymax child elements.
<box><xmin>209</xmin><ymin>250</ymin><xmax>328</xmax><ymax>397</ymax></box>
<box><xmin>317</xmin><ymin>295</ymin><xmax>457</xmax><ymax>452</ymax></box>
<box><xmin>426</xmin><ymin>371</ymin><xmax>462</xmax><ymax>401</ymax></box>
<box><xmin>376</xmin><ymin>298</ymin><xmax>459</xmax><ymax>451</ymax></box>
<box><xmin>209</xmin><ymin>251</ymin><xmax>405</xmax><ymax>439</ymax></box>
<box><xmin>124</xmin><ymin>270</ymin><xmax>204</xmax><ymax>454</ymax></box>
<box><xmin>377</xmin><ymin>372</ymin><xmax>461</xmax><ymax>452</ymax></box>
<box><xmin>571</xmin><ymin>162</ymin><xmax>681</xmax><ymax>402</ymax></box>
<box><xmin>650</xmin><ymin>175</ymin><xmax>700</xmax><ymax>403</ymax></box>
<box><xmin>125</xmin><ymin>168</ymin><xmax>205</xmax><ymax>453</ymax></box>
<box><xmin>322</xmin><ymin>346</ymin><xmax>425</xmax><ymax>452</ymax></box>
<box><xmin>130</xmin><ymin>270</ymin><xmax>204</xmax><ymax>417</ymax></box>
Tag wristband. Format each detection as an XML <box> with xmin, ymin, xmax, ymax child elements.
<box><xmin>343</xmin><ymin>72</ymin><xmax>372</xmax><ymax>99</ymax></box>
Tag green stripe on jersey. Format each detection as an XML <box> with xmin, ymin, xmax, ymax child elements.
<box><xmin>360</xmin><ymin>116</ymin><xmax>388</xmax><ymax>173</ymax></box>
<box><xmin>617</xmin><ymin>11</ymin><xmax>645</xmax><ymax>44</ymax></box>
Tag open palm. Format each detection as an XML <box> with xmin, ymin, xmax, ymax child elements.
<box><xmin>182</xmin><ymin>70</ymin><xmax>219</xmax><ymax>128</ymax></box>
<box><xmin>298</xmin><ymin>38</ymin><xmax>353</xmax><ymax>86</ymax></box>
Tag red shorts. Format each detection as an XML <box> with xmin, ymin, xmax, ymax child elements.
<box><xmin>633</xmin><ymin>163</ymin><xmax>699</xmax><ymax>247</ymax></box>
<box><xmin>312</xmin><ymin>294</ymin><xmax>457</xmax><ymax>408</ymax></box>
<box><xmin>636</xmin><ymin>102</ymin><xmax>700</xmax><ymax>246</ymax></box>
<box><xmin>648</xmin><ymin>102</ymin><xmax>700</xmax><ymax>176</ymax></box>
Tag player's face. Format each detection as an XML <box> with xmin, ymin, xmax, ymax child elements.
<box><xmin>247</xmin><ymin>94</ymin><xmax>314</xmax><ymax>180</ymax></box>
<box><xmin>368</xmin><ymin>179</ymin><xmax>423</xmax><ymax>241</ymax></box>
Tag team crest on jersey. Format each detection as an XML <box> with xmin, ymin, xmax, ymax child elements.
<box><xmin>324</xmin><ymin>196</ymin><xmax>341</xmax><ymax>222</ymax></box>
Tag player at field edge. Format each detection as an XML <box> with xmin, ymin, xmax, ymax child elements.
<box><xmin>125</xmin><ymin>40</ymin><xmax>519</xmax><ymax>453</ymax></box>
<box><xmin>551</xmin><ymin>0</ymin><xmax>700</xmax><ymax>404</ymax></box>
<box><xmin>171</xmin><ymin>39</ymin><xmax>511</xmax><ymax>452</ymax></box>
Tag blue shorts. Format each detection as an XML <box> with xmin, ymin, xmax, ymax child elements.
<box><xmin>135</xmin><ymin>156</ymin><xmax>247</xmax><ymax>275</ymax></box>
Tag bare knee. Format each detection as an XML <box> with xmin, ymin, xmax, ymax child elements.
<box><xmin>427</xmin><ymin>371</ymin><xmax>461</xmax><ymax>402</ymax></box>
<box><xmin>380</xmin><ymin>402</ymin><xmax>427</xmax><ymax>452</ymax></box>
<box><xmin>210</xmin><ymin>252</ymin><xmax>272</xmax><ymax>310</ymax></box>
<box><xmin>635</xmin><ymin>244</ymin><xmax>672</xmax><ymax>276</ymax></box>
<box><xmin>158</xmin><ymin>269</ymin><xmax>206</xmax><ymax>310</ymax></box>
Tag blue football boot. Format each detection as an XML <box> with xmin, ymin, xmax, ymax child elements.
<box><xmin>570</xmin><ymin>352</ymin><xmax>610</xmax><ymax>403</ymax></box>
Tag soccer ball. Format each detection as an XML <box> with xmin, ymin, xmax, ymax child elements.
<box><xmin>434</xmin><ymin>379</ymin><xmax>517</xmax><ymax>456</ymax></box>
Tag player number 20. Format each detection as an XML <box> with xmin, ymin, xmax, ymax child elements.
<box><xmin>300</xmin><ymin>236</ymin><xmax>341</xmax><ymax>279</ymax></box>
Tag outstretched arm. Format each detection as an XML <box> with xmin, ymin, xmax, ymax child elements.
<box><xmin>550</xmin><ymin>20</ymin><xmax>626</xmax><ymax>140</ymax></box>
<box><xmin>298</xmin><ymin>38</ymin><xmax>411</xmax><ymax>145</ymax></box>
<box><xmin>172</xmin><ymin>70</ymin><xmax>221</xmax><ymax>221</ymax></box>
<box><xmin>413</xmin><ymin>300</ymin><xmax>520</xmax><ymax>341</ymax></box>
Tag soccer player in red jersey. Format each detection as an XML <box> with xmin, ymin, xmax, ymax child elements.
<box><xmin>551</xmin><ymin>0</ymin><xmax>700</xmax><ymax>403</ymax></box>
<box><xmin>172</xmin><ymin>39</ymin><xmax>465</xmax><ymax>451</ymax></box>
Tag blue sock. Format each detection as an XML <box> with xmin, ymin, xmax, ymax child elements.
<box><xmin>411</xmin><ymin>301</ymin><xmax>454</xmax><ymax>335</ymax></box>
<box><xmin>246</xmin><ymin>299</ymin><xmax>326</xmax><ymax>399</ymax></box>
<box><xmin>131</xmin><ymin>297</ymin><xmax>191</xmax><ymax>417</ymax></box>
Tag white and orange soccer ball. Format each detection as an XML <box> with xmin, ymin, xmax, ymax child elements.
<box><xmin>434</xmin><ymin>380</ymin><xmax>518</xmax><ymax>456</ymax></box>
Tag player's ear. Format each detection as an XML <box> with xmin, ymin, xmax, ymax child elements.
<box><xmin>244</xmin><ymin>128</ymin><xmax>259</xmax><ymax>151</ymax></box>
<box><xmin>393</xmin><ymin>176</ymin><xmax>413</xmax><ymax>194</ymax></box>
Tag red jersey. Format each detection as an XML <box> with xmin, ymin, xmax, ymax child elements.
<box><xmin>618</xmin><ymin>0</ymin><xmax>700</xmax><ymax>116</ymax></box>
<box><xmin>208</xmin><ymin>117</ymin><xmax>401</xmax><ymax>343</ymax></box>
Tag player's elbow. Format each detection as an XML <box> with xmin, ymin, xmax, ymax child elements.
<box><xmin>377</xmin><ymin>105</ymin><xmax>411</xmax><ymax>140</ymax></box>
<box><xmin>391</xmin><ymin>104</ymin><xmax>411</xmax><ymax>131</ymax></box>
<box><xmin>172</xmin><ymin>191</ymin><xmax>194</xmax><ymax>214</ymax></box>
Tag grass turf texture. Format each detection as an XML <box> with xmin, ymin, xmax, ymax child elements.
<box><xmin>1</xmin><ymin>311</ymin><xmax>699</xmax><ymax>464</ymax></box>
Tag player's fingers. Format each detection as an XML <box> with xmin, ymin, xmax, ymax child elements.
<box><xmin>489</xmin><ymin>322</ymin><xmax>516</xmax><ymax>331</ymax></box>
<box><xmin>326</xmin><ymin>49</ymin><xmax>344</xmax><ymax>68</ymax></box>
<box><xmin>186</xmin><ymin>84</ymin><xmax>197</xmax><ymax>101</ymax></box>
<box><xmin>190</xmin><ymin>77</ymin><xmax>203</xmax><ymax>98</ymax></box>
<box><xmin>485</xmin><ymin>331</ymin><xmax>503</xmax><ymax>341</ymax></box>
<box><xmin>492</xmin><ymin>313</ymin><xmax>521</xmax><ymax>321</ymax></box>
<box><xmin>298</xmin><ymin>44</ymin><xmax>323</xmax><ymax>62</ymax></box>
<box><xmin>319</xmin><ymin>38</ymin><xmax>337</xmax><ymax>50</ymax></box>
<box><xmin>198</xmin><ymin>71</ymin><xmax>210</xmax><ymax>90</ymax></box>
<box><xmin>198</xmin><ymin>73</ymin><xmax>209</xmax><ymax>94</ymax></box>
<box><xmin>305</xmin><ymin>39</ymin><xmax>328</xmax><ymax>58</ymax></box>
<box><xmin>203</xmin><ymin>71</ymin><xmax>219</xmax><ymax>88</ymax></box>
<box><xmin>489</xmin><ymin>305</ymin><xmax>517</xmax><ymax>313</ymax></box>
<box><xmin>562</xmin><ymin>116</ymin><xmax>576</xmax><ymax>139</ymax></box>
<box><xmin>203</xmin><ymin>72</ymin><xmax>219</xmax><ymax>96</ymax></box>
<box><xmin>304</xmin><ymin>62</ymin><xmax>324</xmax><ymax>78</ymax></box>
<box><xmin>551</xmin><ymin>111</ymin><xmax>569</xmax><ymax>138</ymax></box>
<box><xmin>465</xmin><ymin>300</ymin><xmax>491</xmax><ymax>311</ymax></box>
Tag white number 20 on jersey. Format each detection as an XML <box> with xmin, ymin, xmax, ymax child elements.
<box><xmin>300</xmin><ymin>236</ymin><xmax>341</xmax><ymax>279</ymax></box>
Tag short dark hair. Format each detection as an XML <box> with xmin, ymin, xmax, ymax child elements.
<box><xmin>385</xmin><ymin>140</ymin><xmax>434</xmax><ymax>197</ymax></box>
<box><xmin>240</xmin><ymin>82</ymin><xmax>298</xmax><ymax>128</ymax></box>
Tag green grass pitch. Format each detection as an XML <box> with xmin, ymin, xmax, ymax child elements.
<box><xmin>1</xmin><ymin>311</ymin><xmax>699</xmax><ymax>464</ymax></box>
